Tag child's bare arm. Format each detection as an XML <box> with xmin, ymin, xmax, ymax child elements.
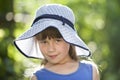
<box><xmin>92</xmin><ymin>63</ymin><xmax>100</xmax><ymax>80</ymax></box>
<box><xmin>30</xmin><ymin>75</ymin><xmax>37</xmax><ymax>80</ymax></box>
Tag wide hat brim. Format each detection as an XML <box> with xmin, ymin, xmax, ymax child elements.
<box><xmin>14</xmin><ymin>19</ymin><xmax>91</xmax><ymax>59</ymax></box>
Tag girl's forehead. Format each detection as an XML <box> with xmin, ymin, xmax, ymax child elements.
<box><xmin>35</xmin><ymin>27</ymin><xmax>63</xmax><ymax>40</ymax></box>
<box><xmin>42</xmin><ymin>37</ymin><xmax>63</xmax><ymax>40</ymax></box>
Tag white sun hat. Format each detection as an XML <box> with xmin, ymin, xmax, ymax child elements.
<box><xmin>14</xmin><ymin>4</ymin><xmax>91</xmax><ymax>59</ymax></box>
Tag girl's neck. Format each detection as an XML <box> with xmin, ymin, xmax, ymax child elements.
<box><xmin>45</xmin><ymin>58</ymin><xmax>77</xmax><ymax>68</ymax></box>
<box><xmin>44</xmin><ymin>60</ymin><xmax>79</xmax><ymax>75</ymax></box>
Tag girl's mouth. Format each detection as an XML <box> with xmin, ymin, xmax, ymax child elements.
<box><xmin>49</xmin><ymin>55</ymin><xmax>58</xmax><ymax>59</ymax></box>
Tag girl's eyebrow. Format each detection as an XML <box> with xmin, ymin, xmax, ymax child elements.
<box><xmin>54</xmin><ymin>38</ymin><xmax>63</xmax><ymax>40</ymax></box>
<box><xmin>54</xmin><ymin>37</ymin><xmax>62</xmax><ymax>39</ymax></box>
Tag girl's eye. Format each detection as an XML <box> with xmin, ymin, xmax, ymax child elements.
<box><xmin>39</xmin><ymin>40</ymin><xmax>47</xmax><ymax>44</ymax></box>
<box><xmin>55</xmin><ymin>38</ymin><xmax>63</xmax><ymax>42</ymax></box>
<box><xmin>56</xmin><ymin>39</ymin><xmax>61</xmax><ymax>42</ymax></box>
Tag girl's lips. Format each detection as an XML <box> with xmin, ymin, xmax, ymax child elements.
<box><xmin>49</xmin><ymin>55</ymin><xmax>58</xmax><ymax>59</ymax></box>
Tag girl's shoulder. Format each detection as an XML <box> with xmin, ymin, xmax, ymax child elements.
<box><xmin>30</xmin><ymin>67</ymin><xmax>45</xmax><ymax>80</ymax></box>
<box><xmin>30</xmin><ymin>66</ymin><xmax>45</xmax><ymax>80</ymax></box>
<box><xmin>80</xmin><ymin>60</ymin><xmax>100</xmax><ymax>80</ymax></box>
<box><xmin>80</xmin><ymin>60</ymin><xmax>98</xmax><ymax>69</ymax></box>
<box><xmin>80</xmin><ymin>60</ymin><xmax>94</xmax><ymax>69</ymax></box>
<box><xmin>30</xmin><ymin>75</ymin><xmax>37</xmax><ymax>80</ymax></box>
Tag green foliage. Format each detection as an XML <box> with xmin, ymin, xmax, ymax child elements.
<box><xmin>0</xmin><ymin>0</ymin><xmax>120</xmax><ymax>79</ymax></box>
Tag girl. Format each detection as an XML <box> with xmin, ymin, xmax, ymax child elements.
<box><xmin>14</xmin><ymin>4</ymin><xmax>99</xmax><ymax>80</ymax></box>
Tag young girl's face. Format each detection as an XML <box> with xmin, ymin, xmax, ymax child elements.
<box><xmin>38</xmin><ymin>37</ymin><xmax>71</xmax><ymax>64</ymax></box>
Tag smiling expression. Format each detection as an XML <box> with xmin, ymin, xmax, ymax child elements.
<box><xmin>39</xmin><ymin>37</ymin><xmax>71</xmax><ymax>64</ymax></box>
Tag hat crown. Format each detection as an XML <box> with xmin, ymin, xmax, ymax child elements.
<box><xmin>35</xmin><ymin>4</ymin><xmax>75</xmax><ymax>24</ymax></box>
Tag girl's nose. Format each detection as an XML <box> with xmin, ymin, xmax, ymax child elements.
<box><xmin>47</xmin><ymin>41</ymin><xmax>55</xmax><ymax>52</ymax></box>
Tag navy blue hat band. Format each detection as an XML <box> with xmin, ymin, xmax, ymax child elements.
<box><xmin>32</xmin><ymin>14</ymin><xmax>75</xmax><ymax>30</ymax></box>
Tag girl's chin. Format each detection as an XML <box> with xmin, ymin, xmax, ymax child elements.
<box><xmin>48</xmin><ymin>61</ymin><xmax>60</xmax><ymax>65</ymax></box>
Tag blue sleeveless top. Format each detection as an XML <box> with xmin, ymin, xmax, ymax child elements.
<box><xmin>34</xmin><ymin>62</ymin><xmax>92</xmax><ymax>80</ymax></box>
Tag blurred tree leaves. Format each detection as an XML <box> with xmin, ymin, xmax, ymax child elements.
<box><xmin>0</xmin><ymin>0</ymin><xmax>120</xmax><ymax>80</ymax></box>
<box><xmin>103</xmin><ymin>0</ymin><xmax>120</xmax><ymax>80</ymax></box>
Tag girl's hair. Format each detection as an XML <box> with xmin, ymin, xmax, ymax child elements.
<box><xmin>35</xmin><ymin>27</ymin><xmax>78</xmax><ymax>65</ymax></box>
